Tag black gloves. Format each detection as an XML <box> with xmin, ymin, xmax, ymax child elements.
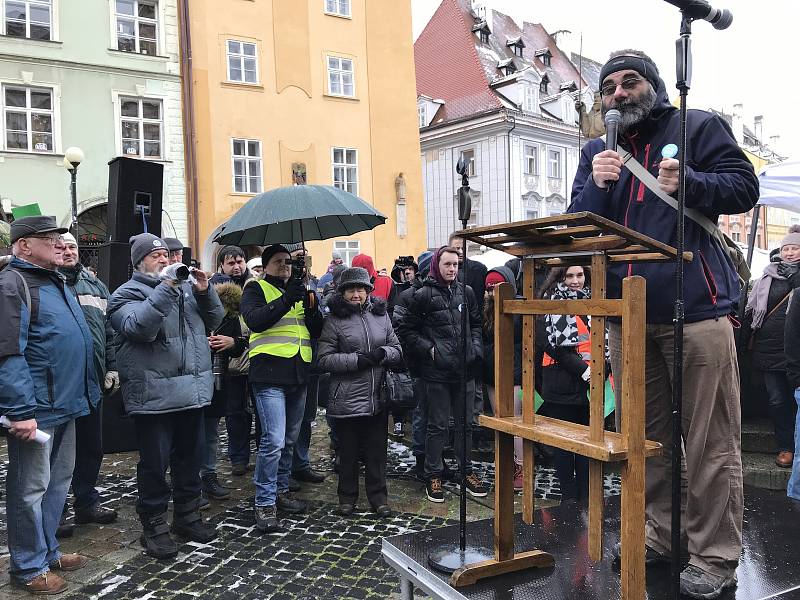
<box><xmin>365</xmin><ymin>347</ymin><xmax>386</xmax><ymax>365</ymax></box>
<box><xmin>284</xmin><ymin>279</ymin><xmax>306</xmax><ymax>305</ymax></box>
<box><xmin>356</xmin><ymin>353</ymin><xmax>373</xmax><ymax>370</ymax></box>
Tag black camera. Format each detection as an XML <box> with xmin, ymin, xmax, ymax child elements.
<box><xmin>290</xmin><ymin>255</ymin><xmax>307</xmax><ymax>281</ymax></box>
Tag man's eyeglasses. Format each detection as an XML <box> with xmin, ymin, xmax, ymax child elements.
<box><xmin>600</xmin><ymin>77</ymin><xmax>643</xmax><ymax>96</ymax></box>
<box><xmin>26</xmin><ymin>233</ymin><xmax>62</xmax><ymax>245</ymax></box>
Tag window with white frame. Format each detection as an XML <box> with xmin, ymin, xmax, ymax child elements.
<box><xmin>332</xmin><ymin>147</ymin><xmax>357</xmax><ymax>194</ymax></box>
<box><xmin>547</xmin><ymin>148</ymin><xmax>561</xmax><ymax>179</ymax></box>
<box><xmin>522</xmin><ymin>83</ymin><xmax>536</xmax><ymax>112</ymax></box>
<box><xmin>460</xmin><ymin>149</ymin><xmax>476</xmax><ymax>177</ymax></box>
<box><xmin>115</xmin><ymin>0</ymin><xmax>158</xmax><ymax>55</ymax></box>
<box><xmin>2</xmin><ymin>85</ymin><xmax>54</xmax><ymax>152</ymax></box>
<box><xmin>226</xmin><ymin>40</ymin><xmax>258</xmax><ymax>84</ymax></box>
<box><xmin>231</xmin><ymin>138</ymin><xmax>262</xmax><ymax>194</ymax></box>
<box><xmin>524</xmin><ymin>144</ymin><xmax>538</xmax><ymax>175</ymax></box>
<box><xmin>119</xmin><ymin>97</ymin><xmax>162</xmax><ymax>158</ymax></box>
<box><xmin>324</xmin><ymin>0</ymin><xmax>350</xmax><ymax>17</ymax></box>
<box><xmin>418</xmin><ymin>102</ymin><xmax>426</xmax><ymax>128</ymax></box>
<box><xmin>327</xmin><ymin>56</ymin><xmax>354</xmax><ymax>97</ymax></box>
<box><xmin>334</xmin><ymin>240</ymin><xmax>360</xmax><ymax>266</ymax></box>
<box><xmin>4</xmin><ymin>0</ymin><xmax>52</xmax><ymax>40</ymax></box>
<box><xmin>525</xmin><ymin>209</ymin><xmax>539</xmax><ymax>220</ymax></box>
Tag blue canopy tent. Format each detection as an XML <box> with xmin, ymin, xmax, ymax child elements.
<box><xmin>747</xmin><ymin>159</ymin><xmax>800</xmax><ymax>268</ymax></box>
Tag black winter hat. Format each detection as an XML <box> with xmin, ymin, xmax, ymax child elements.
<box><xmin>337</xmin><ymin>267</ymin><xmax>374</xmax><ymax>293</ymax></box>
<box><xmin>599</xmin><ymin>53</ymin><xmax>660</xmax><ymax>93</ymax></box>
<box><xmin>129</xmin><ymin>233</ymin><xmax>167</xmax><ymax>267</ymax></box>
<box><xmin>260</xmin><ymin>244</ymin><xmax>289</xmax><ymax>266</ymax></box>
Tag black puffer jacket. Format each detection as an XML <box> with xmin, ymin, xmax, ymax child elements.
<box><xmin>317</xmin><ymin>295</ymin><xmax>402</xmax><ymax>418</ymax></box>
<box><xmin>395</xmin><ymin>277</ymin><xmax>483</xmax><ymax>383</ymax></box>
<box><xmin>743</xmin><ymin>271</ymin><xmax>800</xmax><ymax>371</ymax></box>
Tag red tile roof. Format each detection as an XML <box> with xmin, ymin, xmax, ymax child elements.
<box><xmin>414</xmin><ymin>0</ymin><xmax>502</xmax><ymax>124</ymax></box>
<box><xmin>415</xmin><ymin>0</ymin><xmax>589</xmax><ymax>126</ymax></box>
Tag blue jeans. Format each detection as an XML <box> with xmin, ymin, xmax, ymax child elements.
<box><xmin>762</xmin><ymin>371</ymin><xmax>798</xmax><ymax>452</ymax></box>
<box><xmin>789</xmin><ymin>389</ymin><xmax>800</xmax><ymax>500</ymax></box>
<box><xmin>411</xmin><ymin>376</ymin><xmax>428</xmax><ymax>457</ymax></box>
<box><xmin>292</xmin><ymin>385</ymin><xmax>317</xmax><ymax>474</ymax></box>
<box><xmin>6</xmin><ymin>420</ymin><xmax>75</xmax><ymax>583</ymax></box>
<box><xmin>200</xmin><ymin>416</ymin><xmax>220</xmax><ymax>477</ymax></box>
<box><xmin>252</xmin><ymin>383</ymin><xmax>306</xmax><ymax>506</ymax></box>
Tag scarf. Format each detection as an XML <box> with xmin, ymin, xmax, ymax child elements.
<box><xmin>545</xmin><ymin>283</ymin><xmax>610</xmax><ymax>360</ymax></box>
<box><xmin>746</xmin><ymin>260</ymin><xmax>799</xmax><ymax>330</ymax></box>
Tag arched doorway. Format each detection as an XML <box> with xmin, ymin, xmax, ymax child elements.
<box><xmin>73</xmin><ymin>203</ymin><xmax>108</xmax><ymax>270</ymax></box>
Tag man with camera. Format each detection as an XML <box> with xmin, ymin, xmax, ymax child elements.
<box><xmin>241</xmin><ymin>244</ymin><xmax>324</xmax><ymax>533</ymax></box>
<box><xmin>391</xmin><ymin>256</ymin><xmax>418</xmax><ymax>296</ymax></box>
<box><xmin>107</xmin><ymin>233</ymin><xmax>224</xmax><ymax>559</ymax></box>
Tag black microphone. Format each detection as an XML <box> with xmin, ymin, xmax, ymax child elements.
<box><xmin>663</xmin><ymin>0</ymin><xmax>733</xmax><ymax>30</ymax></box>
<box><xmin>604</xmin><ymin>109</ymin><xmax>621</xmax><ymax>191</ymax></box>
<box><xmin>604</xmin><ymin>109</ymin><xmax>621</xmax><ymax>153</ymax></box>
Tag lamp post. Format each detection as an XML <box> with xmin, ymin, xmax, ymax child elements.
<box><xmin>63</xmin><ymin>146</ymin><xmax>84</xmax><ymax>236</ymax></box>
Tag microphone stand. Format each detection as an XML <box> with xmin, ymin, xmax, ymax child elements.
<box><xmin>428</xmin><ymin>161</ymin><xmax>492</xmax><ymax>576</ymax></box>
<box><xmin>670</xmin><ymin>11</ymin><xmax>693</xmax><ymax>600</ymax></box>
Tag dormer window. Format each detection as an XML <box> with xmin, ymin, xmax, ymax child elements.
<box><xmin>506</xmin><ymin>37</ymin><xmax>525</xmax><ymax>58</ymax></box>
<box><xmin>472</xmin><ymin>21</ymin><xmax>490</xmax><ymax>44</ymax></box>
<box><xmin>540</xmin><ymin>75</ymin><xmax>549</xmax><ymax>94</ymax></box>
<box><xmin>535</xmin><ymin>48</ymin><xmax>552</xmax><ymax>67</ymax></box>
<box><xmin>498</xmin><ymin>58</ymin><xmax>516</xmax><ymax>77</ymax></box>
<box><xmin>560</xmin><ymin>80</ymin><xmax>578</xmax><ymax>93</ymax></box>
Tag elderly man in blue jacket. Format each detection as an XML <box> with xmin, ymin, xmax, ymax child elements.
<box><xmin>108</xmin><ymin>233</ymin><xmax>224</xmax><ymax>560</ymax></box>
<box><xmin>570</xmin><ymin>50</ymin><xmax>758</xmax><ymax>599</ymax></box>
<box><xmin>0</xmin><ymin>216</ymin><xmax>101</xmax><ymax>595</ymax></box>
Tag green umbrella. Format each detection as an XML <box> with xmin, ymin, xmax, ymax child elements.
<box><xmin>213</xmin><ymin>185</ymin><xmax>386</xmax><ymax>246</ymax></box>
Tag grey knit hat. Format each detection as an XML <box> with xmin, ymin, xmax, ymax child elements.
<box><xmin>129</xmin><ymin>233</ymin><xmax>167</xmax><ymax>267</ymax></box>
<box><xmin>780</xmin><ymin>225</ymin><xmax>800</xmax><ymax>249</ymax></box>
<box><xmin>337</xmin><ymin>267</ymin><xmax>373</xmax><ymax>293</ymax></box>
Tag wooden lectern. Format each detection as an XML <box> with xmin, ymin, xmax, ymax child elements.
<box><xmin>449</xmin><ymin>212</ymin><xmax>692</xmax><ymax>599</ymax></box>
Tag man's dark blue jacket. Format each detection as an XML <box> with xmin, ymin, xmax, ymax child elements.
<box><xmin>569</xmin><ymin>72</ymin><xmax>759</xmax><ymax>324</ymax></box>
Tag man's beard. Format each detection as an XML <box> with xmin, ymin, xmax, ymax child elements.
<box><xmin>603</xmin><ymin>85</ymin><xmax>657</xmax><ymax>136</ymax></box>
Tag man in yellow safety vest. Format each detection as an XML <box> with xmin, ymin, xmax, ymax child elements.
<box><xmin>240</xmin><ymin>244</ymin><xmax>324</xmax><ymax>533</ymax></box>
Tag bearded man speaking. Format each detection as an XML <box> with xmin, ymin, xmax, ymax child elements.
<box><xmin>569</xmin><ymin>50</ymin><xmax>758</xmax><ymax>600</ymax></box>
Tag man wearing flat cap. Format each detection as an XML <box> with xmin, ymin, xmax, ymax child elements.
<box><xmin>0</xmin><ymin>216</ymin><xmax>100</xmax><ymax>594</ymax></box>
<box><xmin>107</xmin><ymin>232</ymin><xmax>224</xmax><ymax>560</ymax></box>
<box><xmin>162</xmin><ymin>237</ymin><xmax>184</xmax><ymax>265</ymax></box>
<box><xmin>570</xmin><ymin>49</ymin><xmax>759</xmax><ymax>598</ymax></box>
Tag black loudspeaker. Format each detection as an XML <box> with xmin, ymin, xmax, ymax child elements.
<box><xmin>107</xmin><ymin>156</ymin><xmax>163</xmax><ymax>242</ymax></box>
<box><xmin>99</xmin><ymin>241</ymin><xmax>132</xmax><ymax>293</ymax></box>
<box><xmin>181</xmin><ymin>246</ymin><xmax>192</xmax><ymax>267</ymax></box>
<box><xmin>102</xmin><ymin>389</ymin><xmax>138</xmax><ymax>454</ymax></box>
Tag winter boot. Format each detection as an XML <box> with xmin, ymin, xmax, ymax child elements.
<box><xmin>140</xmin><ymin>513</ymin><xmax>178</xmax><ymax>559</ymax></box>
<box><xmin>171</xmin><ymin>498</ymin><xmax>217</xmax><ymax>543</ymax></box>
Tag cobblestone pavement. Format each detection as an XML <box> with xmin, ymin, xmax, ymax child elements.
<box><xmin>0</xmin><ymin>413</ymin><xmax>621</xmax><ymax>599</ymax></box>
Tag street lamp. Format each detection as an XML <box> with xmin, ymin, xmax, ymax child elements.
<box><xmin>63</xmin><ymin>146</ymin><xmax>84</xmax><ymax>236</ymax></box>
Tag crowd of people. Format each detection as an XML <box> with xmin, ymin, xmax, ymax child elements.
<box><xmin>0</xmin><ymin>48</ymin><xmax>795</xmax><ymax>600</ymax></box>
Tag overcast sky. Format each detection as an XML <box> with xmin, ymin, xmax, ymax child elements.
<box><xmin>411</xmin><ymin>0</ymin><xmax>798</xmax><ymax>158</ymax></box>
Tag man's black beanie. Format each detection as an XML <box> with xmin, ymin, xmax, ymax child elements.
<box><xmin>599</xmin><ymin>53</ymin><xmax>660</xmax><ymax>91</ymax></box>
<box><xmin>261</xmin><ymin>244</ymin><xmax>289</xmax><ymax>266</ymax></box>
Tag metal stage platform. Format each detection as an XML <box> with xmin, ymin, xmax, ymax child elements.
<box><xmin>382</xmin><ymin>487</ymin><xmax>800</xmax><ymax>599</ymax></box>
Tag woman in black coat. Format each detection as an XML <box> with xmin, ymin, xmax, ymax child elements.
<box><xmin>744</xmin><ymin>228</ymin><xmax>800</xmax><ymax>468</ymax></box>
<box><xmin>539</xmin><ymin>266</ymin><xmax>607</xmax><ymax>504</ymax></box>
<box><xmin>317</xmin><ymin>267</ymin><xmax>402</xmax><ymax>517</ymax></box>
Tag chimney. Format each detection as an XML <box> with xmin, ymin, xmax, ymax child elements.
<box><xmin>770</xmin><ymin>135</ymin><xmax>780</xmax><ymax>148</ymax></box>
<box><xmin>754</xmin><ymin>115</ymin><xmax>764</xmax><ymax>145</ymax></box>
<box><xmin>731</xmin><ymin>103</ymin><xmax>744</xmax><ymax>145</ymax></box>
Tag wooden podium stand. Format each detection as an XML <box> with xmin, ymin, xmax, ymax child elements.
<box><xmin>449</xmin><ymin>212</ymin><xmax>692</xmax><ymax>599</ymax></box>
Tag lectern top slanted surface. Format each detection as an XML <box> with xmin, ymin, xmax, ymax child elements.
<box><xmin>454</xmin><ymin>211</ymin><xmax>692</xmax><ymax>265</ymax></box>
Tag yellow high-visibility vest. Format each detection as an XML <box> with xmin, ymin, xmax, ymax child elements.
<box><xmin>248</xmin><ymin>280</ymin><xmax>312</xmax><ymax>362</ymax></box>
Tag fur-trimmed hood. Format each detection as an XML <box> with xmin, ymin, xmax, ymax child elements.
<box><xmin>214</xmin><ymin>281</ymin><xmax>242</xmax><ymax>315</ymax></box>
<box><xmin>326</xmin><ymin>293</ymin><xmax>387</xmax><ymax>319</ymax></box>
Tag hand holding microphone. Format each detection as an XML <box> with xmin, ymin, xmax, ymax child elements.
<box><xmin>591</xmin><ymin>109</ymin><xmax>623</xmax><ymax>190</ymax></box>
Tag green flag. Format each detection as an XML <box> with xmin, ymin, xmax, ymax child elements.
<box><xmin>11</xmin><ymin>203</ymin><xmax>42</xmax><ymax>218</ymax></box>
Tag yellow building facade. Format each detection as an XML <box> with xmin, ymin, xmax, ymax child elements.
<box><xmin>183</xmin><ymin>0</ymin><xmax>425</xmax><ymax>271</ymax></box>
